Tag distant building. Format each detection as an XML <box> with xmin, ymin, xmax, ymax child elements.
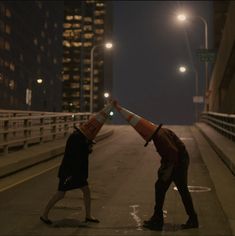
<box><xmin>0</xmin><ymin>1</ymin><xmax>63</xmax><ymax>111</ymax></box>
<box><xmin>209</xmin><ymin>1</ymin><xmax>235</xmax><ymax>113</ymax></box>
<box><xmin>62</xmin><ymin>0</ymin><xmax>113</xmax><ymax>112</ymax></box>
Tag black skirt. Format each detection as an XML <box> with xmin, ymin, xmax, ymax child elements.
<box><xmin>58</xmin><ymin>176</ymin><xmax>88</xmax><ymax>191</ymax></box>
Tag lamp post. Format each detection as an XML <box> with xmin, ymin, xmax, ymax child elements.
<box><xmin>178</xmin><ymin>65</ymin><xmax>199</xmax><ymax>122</ymax></box>
<box><xmin>90</xmin><ymin>42</ymin><xmax>113</xmax><ymax>113</ymax></box>
<box><xmin>177</xmin><ymin>13</ymin><xmax>209</xmax><ymax>111</ymax></box>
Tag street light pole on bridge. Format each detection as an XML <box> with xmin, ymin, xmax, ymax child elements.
<box><xmin>177</xmin><ymin>13</ymin><xmax>209</xmax><ymax>111</ymax></box>
<box><xmin>90</xmin><ymin>42</ymin><xmax>113</xmax><ymax>113</ymax></box>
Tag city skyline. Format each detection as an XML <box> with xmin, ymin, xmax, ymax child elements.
<box><xmin>0</xmin><ymin>1</ymin><xmax>233</xmax><ymax>125</ymax></box>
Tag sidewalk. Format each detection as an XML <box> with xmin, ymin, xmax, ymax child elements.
<box><xmin>192</xmin><ymin>122</ymin><xmax>235</xmax><ymax>235</ymax></box>
<box><xmin>0</xmin><ymin>125</ymin><xmax>113</xmax><ymax>178</ymax></box>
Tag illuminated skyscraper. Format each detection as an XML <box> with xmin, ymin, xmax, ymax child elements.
<box><xmin>62</xmin><ymin>0</ymin><xmax>112</xmax><ymax>112</ymax></box>
<box><xmin>0</xmin><ymin>1</ymin><xmax>63</xmax><ymax>111</ymax></box>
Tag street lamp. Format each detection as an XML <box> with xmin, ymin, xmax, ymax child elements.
<box><xmin>179</xmin><ymin>65</ymin><xmax>187</xmax><ymax>73</ymax></box>
<box><xmin>104</xmin><ymin>92</ymin><xmax>110</xmax><ymax>98</ymax></box>
<box><xmin>90</xmin><ymin>42</ymin><xmax>113</xmax><ymax>113</ymax></box>
<box><xmin>178</xmin><ymin>65</ymin><xmax>199</xmax><ymax>122</ymax></box>
<box><xmin>36</xmin><ymin>78</ymin><xmax>43</xmax><ymax>84</ymax></box>
<box><xmin>177</xmin><ymin>13</ymin><xmax>209</xmax><ymax>111</ymax></box>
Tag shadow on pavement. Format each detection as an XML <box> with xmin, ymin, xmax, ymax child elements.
<box><xmin>52</xmin><ymin>218</ymin><xmax>89</xmax><ymax>228</ymax></box>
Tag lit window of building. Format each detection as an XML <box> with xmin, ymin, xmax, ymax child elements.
<box><xmin>63</xmin><ymin>40</ymin><xmax>71</xmax><ymax>47</ymax></box>
<box><xmin>84</xmin><ymin>25</ymin><xmax>92</xmax><ymax>31</ymax></box>
<box><xmin>73</xmin><ymin>75</ymin><xmax>80</xmax><ymax>80</ymax></box>
<box><xmin>95</xmin><ymin>29</ymin><xmax>104</xmax><ymax>34</ymax></box>
<box><xmin>5</xmin><ymin>24</ymin><xmax>10</xmax><ymax>34</ymax></box>
<box><xmin>94</xmin><ymin>19</ymin><xmax>104</xmax><ymax>24</ymax></box>
<box><xmin>74</xmin><ymin>15</ymin><xmax>82</xmax><ymax>20</ymax></box>
<box><xmin>63</xmin><ymin>74</ymin><xmax>69</xmax><ymax>81</ymax></box>
<box><xmin>66</xmin><ymin>15</ymin><xmax>73</xmax><ymax>20</ymax></box>
<box><xmin>34</xmin><ymin>38</ymin><xmax>38</xmax><ymax>45</ymax></box>
<box><xmin>63</xmin><ymin>23</ymin><xmax>72</xmax><ymax>28</ymax></box>
<box><xmin>84</xmin><ymin>17</ymin><xmax>92</xmax><ymax>22</ymax></box>
<box><xmin>0</xmin><ymin>73</ymin><xmax>3</xmax><ymax>82</ymax></box>
<box><xmin>6</xmin><ymin>8</ymin><xmax>11</xmax><ymax>17</ymax></box>
<box><xmin>84</xmin><ymin>33</ymin><xmax>93</xmax><ymax>39</ymax></box>
<box><xmin>83</xmin><ymin>42</ymin><xmax>92</xmax><ymax>47</ymax></box>
<box><xmin>10</xmin><ymin>63</ymin><xmax>15</xmax><ymax>71</ymax></box>
<box><xmin>5</xmin><ymin>41</ymin><xmax>10</xmax><ymax>50</ymax></box>
<box><xmin>72</xmin><ymin>42</ymin><xmax>82</xmax><ymax>47</ymax></box>
<box><xmin>9</xmin><ymin>80</ymin><xmax>15</xmax><ymax>90</ymax></box>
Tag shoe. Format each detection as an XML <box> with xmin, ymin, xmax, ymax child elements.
<box><xmin>181</xmin><ymin>215</ymin><xmax>199</xmax><ymax>229</ymax></box>
<box><xmin>40</xmin><ymin>216</ymin><xmax>52</xmax><ymax>225</ymax></box>
<box><xmin>85</xmin><ymin>217</ymin><xmax>100</xmax><ymax>223</ymax></box>
<box><xmin>143</xmin><ymin>218</ymin><xmax>163</xmax><ymax>231</ymax></box>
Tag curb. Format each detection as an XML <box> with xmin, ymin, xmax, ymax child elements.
<box><xmin>195</xmin><ymin>122</ymin><xmax>235</xmax><ymax>175</ymax></box>
<box><xmin>191</xmin><ymin>125</ymin><xmax>235</xmax><ymax>235</ymax></box>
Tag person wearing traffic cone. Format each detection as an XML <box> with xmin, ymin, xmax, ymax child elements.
<box><xmin>40</xmin><ymin>102</ymin><xmax>114</xmax><ymax>225</ymax></box>
<box><xmin>113</xmin><ymin>100</ymin><xmax>162</xmax><ymax>146</ymax></box>
<box><xmin>114</xmin><ymin>101</ymin><xmax>198</xmax><ymax>231</ymax></box>
<box><xmin>79</xmin><ymin>101</ymin><xmax>113</xmax><ymax>141</ymax></box>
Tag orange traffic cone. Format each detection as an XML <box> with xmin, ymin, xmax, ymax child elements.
<box><xmin>113</xmin><ymin>101</ymin><xmax>162</xmax><ymax>146</ymax></box>
<box><xmin>78</xmin><ymin>102</ymin><xmax>113</xmax><ymax>141</ymax></box>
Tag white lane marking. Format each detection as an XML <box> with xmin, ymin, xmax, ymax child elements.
<box><xmin>173</xmin><ymin>185</ymin><xmax>211</xmax><ymax>193</ymax></box>
<box><xmin>0</xmin><ymin>163</ymin><xmax>59</xmax><ymax>192</ymax></box>
<box><xmin>163</xmin><ymin>210</ymin><xmax>167</xmax><ymax>218</ymax></box>
<box><xmin>129</xmin><ymin>205</ymin><xmax>142</xmax><ymax>231</ymax></box>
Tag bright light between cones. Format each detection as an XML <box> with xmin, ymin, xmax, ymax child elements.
<box><xmin>179</xmin><ymin>66</ymin><xmax>186</xmax><ymax>73</ymax></box>
<box><xmin>109</xmin><ymin>111</ymin><xmax>114</xmax><ymax>116</ymax></box>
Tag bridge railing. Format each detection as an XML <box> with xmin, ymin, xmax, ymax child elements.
<box><xmin>200</xmin><ymin>112</ymin><xmax>235</xmax><ymax>142</ymax></box>
<box><xmin>0</xmin><ymin>110</ymin><xmax>91</xmax><ymax>155</ymax></box>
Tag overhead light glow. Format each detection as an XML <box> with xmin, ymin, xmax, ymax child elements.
<box><xmin>179</xmin><ymin>66</ymin><xmax>187</xmax><ymax>73</ymax></box>
<box><xmin>104</xmin><ymin>92</ymin><xmax>110</xmax><ymax>98</ymax></box>
<box><xmin>177</xmin><ymin>14</ymin><xmax>186</xmax><ymax>21</ymax></box>
<box><xmin>37</xmin><ymin>78</ymin><xmax>43</xmax><ymax>84</ymax></box>
<box><xmin>105</xmin><ymin>42</ymin><xmax>113</xmax><ymax>49</ymax></box>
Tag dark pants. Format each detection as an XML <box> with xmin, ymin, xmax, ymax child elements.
<box><xmin>153</xmin><ymin>150</ymin><xmax>196</xmax><ymax>220</ymax></box>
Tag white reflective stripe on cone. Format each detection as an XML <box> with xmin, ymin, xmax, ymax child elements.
<box><xmin>129</xmin><ymin>114</ymin><xmax>140</xmax><ymax>126</ymax></box>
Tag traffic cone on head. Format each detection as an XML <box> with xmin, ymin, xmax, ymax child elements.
<box><xmin>78</xmin><ymin>102</ymin><xmax>114</xmax><ymax>141</ymax></box>
<box><xmin>113</xmin><ymin>100</ymin><xmax>162</xmax><ymax>146</ymax></box>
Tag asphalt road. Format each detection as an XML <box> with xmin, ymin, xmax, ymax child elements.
<box><xmin>0</xmin><ymin>125</ymin><xmax>232</xmax><ymax>236</ymax></box>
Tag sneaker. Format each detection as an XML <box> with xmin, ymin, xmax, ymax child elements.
<box><xmin>85</xmin><ymin>217</ymin><xmax>100</xmax><ymax>223</ymax></box>
<box><xmin>143</xmin><ymin>218</ymin><xmax>163</xmax><ymax>231</ymax></box>
<box><xmin>40</xmin><ymin>216</ymin><xmax>52</xmax><ymax>225</ymax></box>
<box><xmin>181</xmin><ymin>214</ymin><xmax>199</xmax><ymax>229</ymax></box>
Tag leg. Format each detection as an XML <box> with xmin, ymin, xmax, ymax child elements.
<box><xmin>41</xmin><ymin>191</ymin><xmax>65</xmax><ymax>223</ymax></box>
<box><xmin>174</xmin><ymin>166</ymin><xmax>198</xmax><ymax>228</ymax></box>
<box><xmin>80</xmin><ymin>185</ymin><xmax>99</xmax><ymax>223</ymax></box>
<box><xmin>143</xmin><ymin>178</ymin><xmax>171</xmax><ymax>230</ymax></box>
<box><xmin>153</xmin><ymin>178</ymin><xmax>172</xmax><ymax>220</ymax></box>
<box><xmin>174</xmin><ymin>164</ymin><xmax>196</xmax><ymax>217</ymax></box>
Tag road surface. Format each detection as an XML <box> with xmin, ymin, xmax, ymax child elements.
<box><xmin>0</xmin><ymin>125</ymin><xmax>232</xmax><ymax>236</ymax></box>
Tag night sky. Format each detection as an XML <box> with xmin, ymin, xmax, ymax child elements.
<box><xmin>111</xmin><ymin>1</ymin><xmax>213</xmax><ymax>125</ymax></box>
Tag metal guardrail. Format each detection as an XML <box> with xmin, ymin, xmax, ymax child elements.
<box><xmin>0</xmin><ymin>110</ymin><xmax>92</xmax><ymax>155</ymax></box>
<box><xmin>200</xmin><ymin>112</ymin><xmax>235</xmax><ymax>142</ymax></box>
